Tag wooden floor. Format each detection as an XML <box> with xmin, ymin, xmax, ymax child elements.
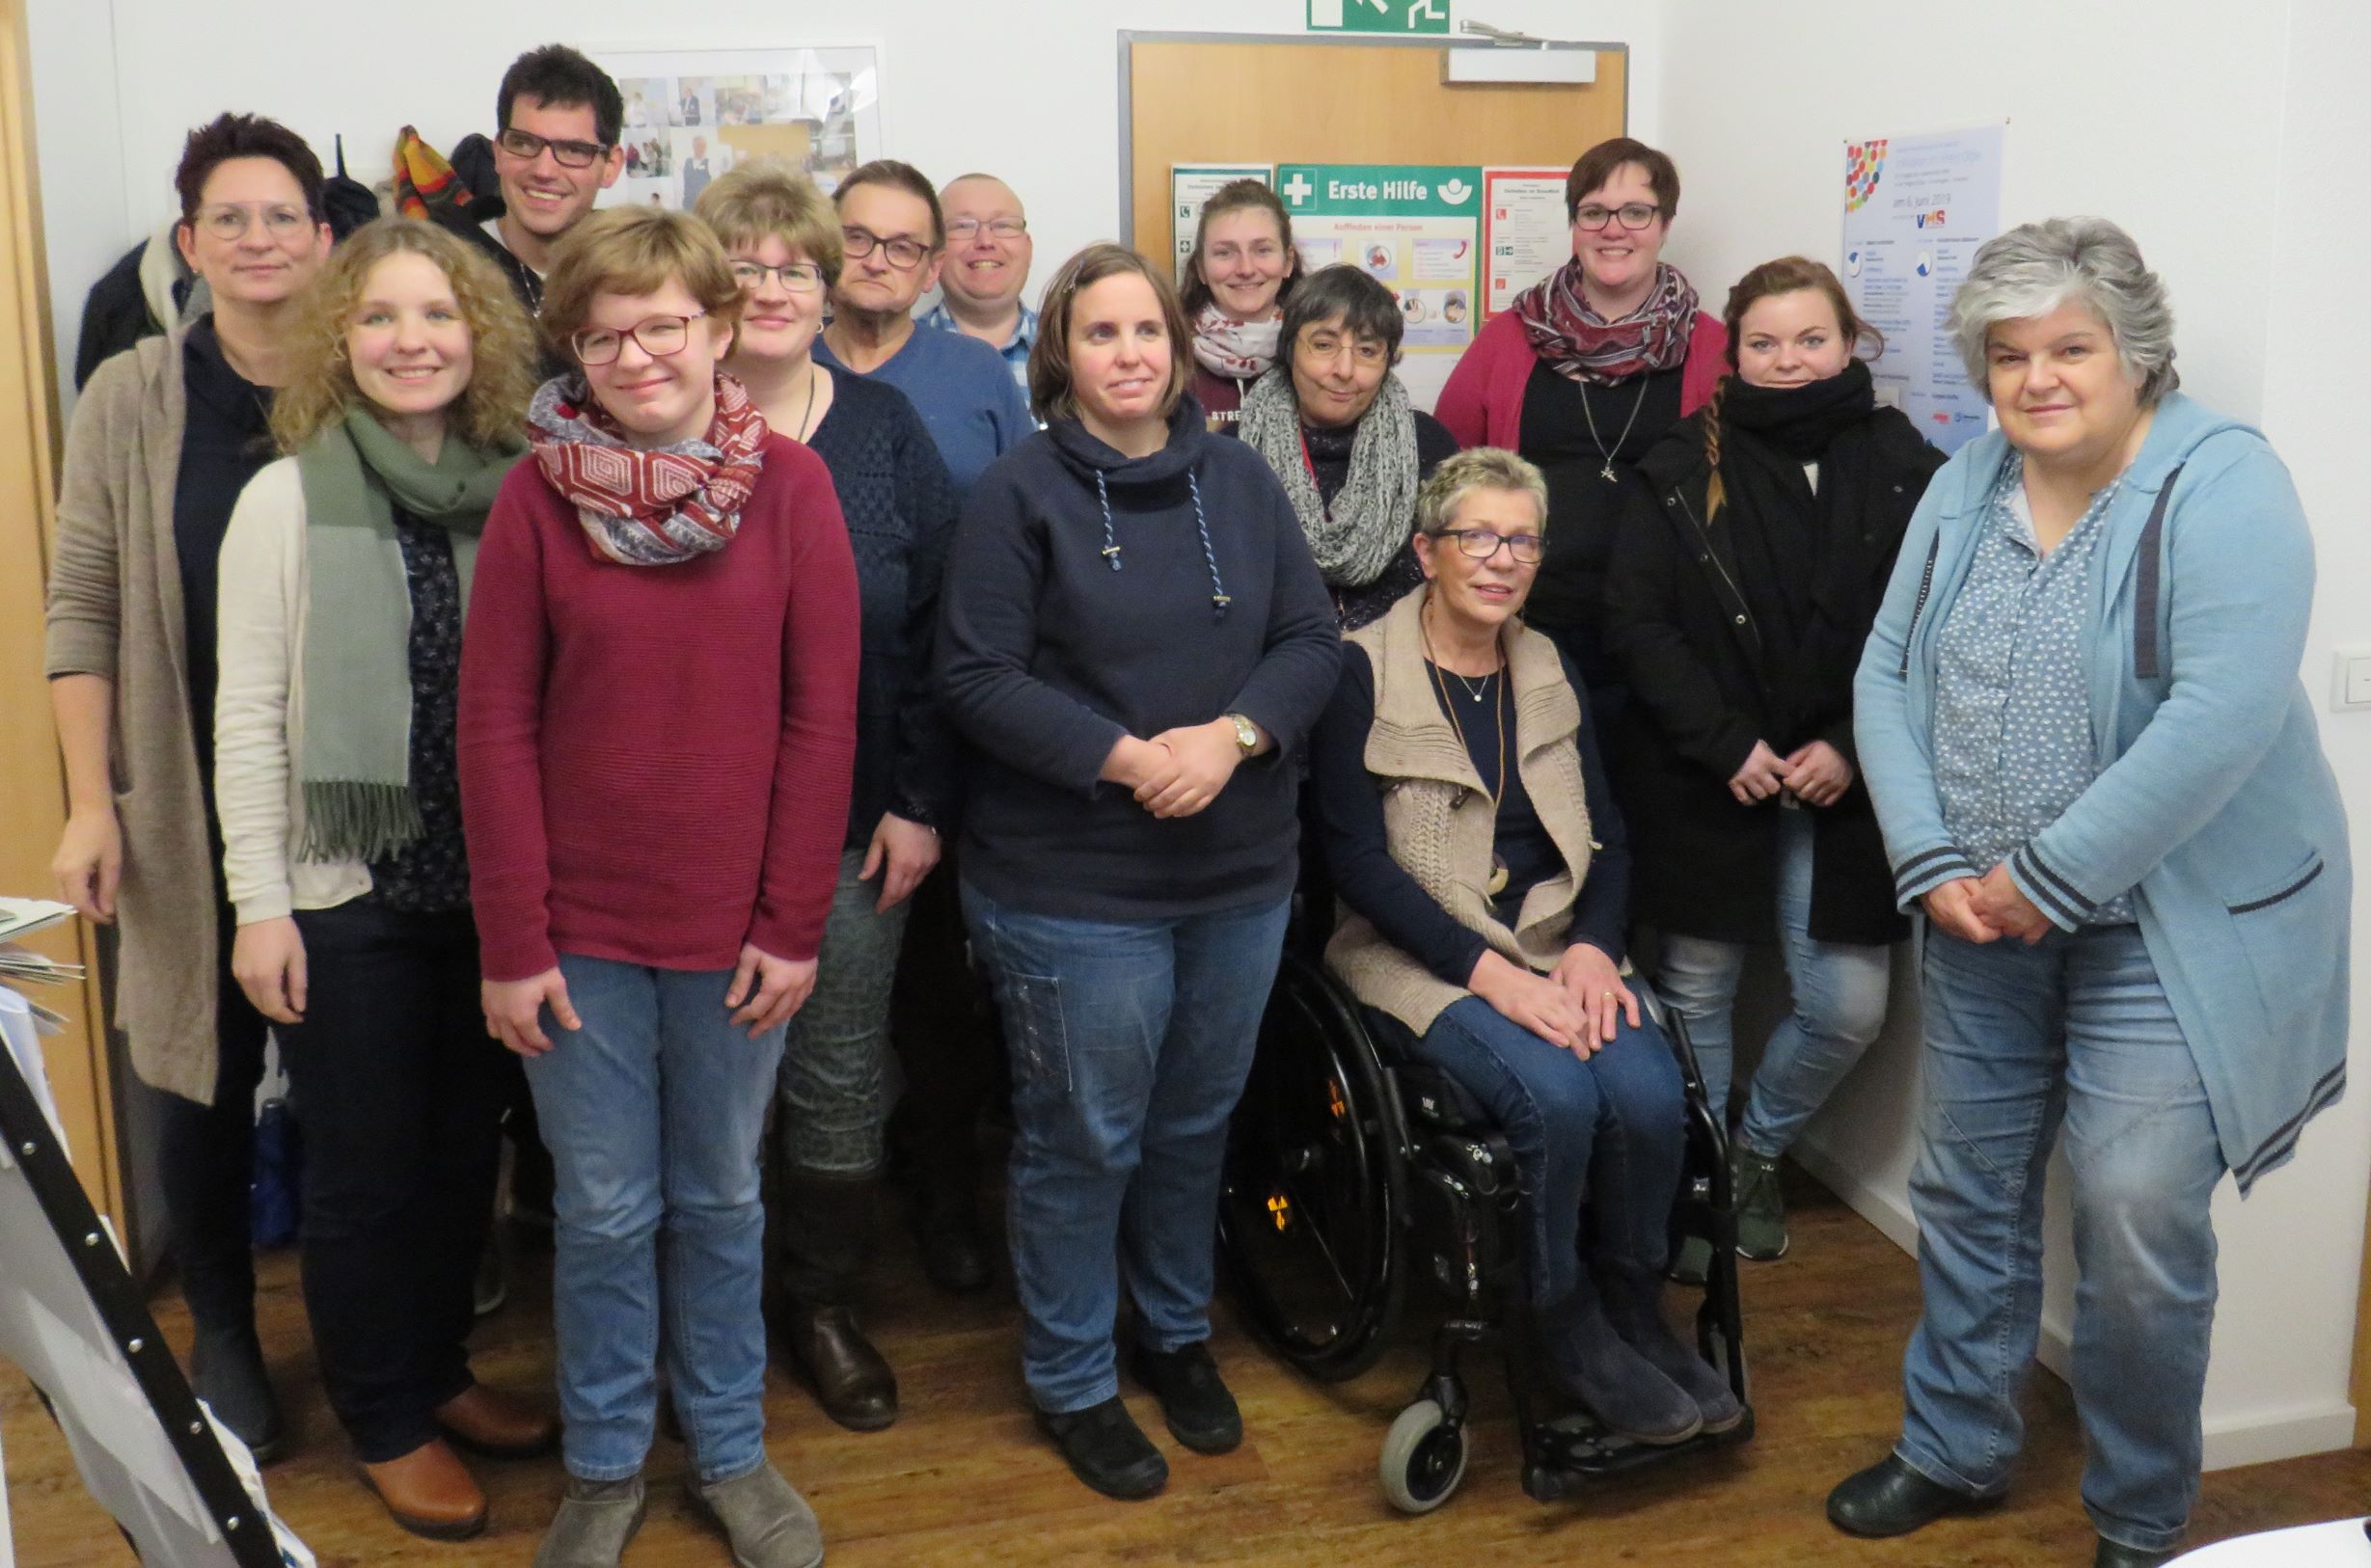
<box><xmin>5</xmin><ymin>1169</ymin><xmax>2366</xmax><ymax>1566</ymax></box>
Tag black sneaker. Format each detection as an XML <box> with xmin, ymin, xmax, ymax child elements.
<box><xmin>1128</xmin><ymin>1340</ymin><xmax>1242</xmax><ymax>1454</ymax></box>
<box><xmin>1035</xmin><ymin>1396</ymin><xmax>1169</xmax><ymax>1500</ymax></box>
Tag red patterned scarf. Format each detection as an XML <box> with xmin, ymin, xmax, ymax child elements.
<box><xmin>1513</xmin><ymin>259</ymin><xmax>1700</xmax><ymax>385</ymax></box>
<box><xmin>528</xmin><ymin>374</ymin><xmax>770</xmax><ymax>565</ymax></box>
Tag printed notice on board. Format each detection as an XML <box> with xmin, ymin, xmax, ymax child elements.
<box><xmin>1273</xmin><ymin>163</ymin><xmax>1482</xmax><ymax>352</ymax></box>
<box><xmin>1170</xmin><ymin>164</ymin><xmax>1274</xmax><ymax>280</ymax></box>
<box><xmin>1481</xmin><ymin>168</ymin><xmax>1568</xmax><ymax>319</ymax></box>
<box><xmin>1841</xmin><ymin>123</ymin><xmax>2004</xmax><ymax>453</ymax></box>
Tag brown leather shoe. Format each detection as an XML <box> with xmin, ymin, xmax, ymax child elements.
<box><xmin>783</xmin><ymin>1304</ymin><xmax>898</xmax><ymax>1431</ymax></box>
<box><xmin>434</xmin><ymin>1383</ymin><xmax>560</xmax><ymax>1460</ymax></box>
<box><xmin>359</xmin><ymin>1438</ymin><xmax>488</xmax><ymax>1541</ymax></box>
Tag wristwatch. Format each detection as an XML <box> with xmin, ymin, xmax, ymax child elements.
<box><xmin>1225</xmin><ymin>713</ymin><xmax>1260</xmax><ymax>756</ymax></box>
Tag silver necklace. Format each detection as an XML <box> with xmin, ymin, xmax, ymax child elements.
<box><xmin>1580</xmin><ymin>376</ymin><xmax>1652</xmax><ymax>481</ymax></box>
<box><xmin>1447</xmin><ymin>667</ymin><xmax>1492</xmax><ymax>703</ymax></box>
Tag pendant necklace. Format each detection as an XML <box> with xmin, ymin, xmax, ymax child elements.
<box><xmin>1423</xmin><ymin>596</ymin><xmax>1513</xmax><ymax>895</ymax></box>
<box><xmin>1580</xmin><ymin>375</ymin><xmax>1651</xmax><ymax>482</ymax></box>
<box><xmin>789</xmin><ymin>363</ymin><xmax>823</xmax><ymax>443</ymax></box>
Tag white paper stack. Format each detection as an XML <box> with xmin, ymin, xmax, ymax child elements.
<box><xmin>0</xmin><ymin>896</ymin><xmax>80</xmax><ymax>1036</ymax></box>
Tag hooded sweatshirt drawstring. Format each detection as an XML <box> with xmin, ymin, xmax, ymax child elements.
<box><xmin>1093</xmin><ymin>464</ymin><xmax>1231</xmax><ymax>618</ymax></box>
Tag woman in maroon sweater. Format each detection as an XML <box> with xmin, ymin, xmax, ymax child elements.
<box><xmin>457</xmin><ymin>207</ymin><xmax>858</xmax><ymax>1568</ymax></box>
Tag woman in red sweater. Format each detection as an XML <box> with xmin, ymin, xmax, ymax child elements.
<box><xmin>1437</xmin><ymin>138</ymin><xmax>1727</xmax><ymax>717</ymax></box>
<box><xmin>457</xmin><ymin>207</ymin><xmax>858</xmax><ymax>1568</ymax></box>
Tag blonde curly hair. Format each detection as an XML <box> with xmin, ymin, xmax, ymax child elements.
<box><xmin>270</xmin><ymin>216</ymin><xmax>539</xmax><ymax>454</ymax></box>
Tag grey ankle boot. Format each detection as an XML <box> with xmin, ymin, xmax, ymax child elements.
<box><xmin>1594</xmin><ymin>1261</ymin><xmax>1745</xmax><ymax>1432</ymax></box>
<box><xmin>1536</xmin><ymin>1281</ymin><xmax>1703</xmax><ymax>1445</ymax></box>
<box><xmin>687</xmin><ymin>1461</ymin><xmax>825</xmax><ymax>1568</ymax></box>
<box><xmin>534</xmin><ymin>1474</ymin><xmax>645</xmax><ymax>1568</ymax></box>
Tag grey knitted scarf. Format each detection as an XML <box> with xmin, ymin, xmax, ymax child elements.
<box><xmin>1238</xmin><ymin>366</ymin><xmax>1420</xmax><ymax>589</ymax></box>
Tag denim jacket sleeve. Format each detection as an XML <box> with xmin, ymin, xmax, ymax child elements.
<box><xmin>2006</xmin><ymin>441</ymin><xmax>2316</xmax><ymax>929</ymax></box>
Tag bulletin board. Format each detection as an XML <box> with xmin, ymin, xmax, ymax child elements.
<box><xmin>1119</xmin><ymin>32</ymin><xmax>1627</xmax><ymax>405</ymax></box>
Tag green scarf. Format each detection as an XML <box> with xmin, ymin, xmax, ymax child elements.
<box><xmin>294</xmin><ymin>405</ymin><xmax>522</xmax><ymax>862</ymax></box>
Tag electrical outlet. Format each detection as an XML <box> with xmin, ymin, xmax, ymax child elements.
<box><xmin>2331</xmin><ymin>649</ymin><xmax>2371</xmax><ymax>711</ymax></box>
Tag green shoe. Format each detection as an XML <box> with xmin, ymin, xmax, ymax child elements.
<box><xmin>1668</xmin><ymin>1233</ymin><xmax>1712</xmax><ymax>1285</ymax></box>
<box><xmin>1730</xmin><ymin>1143</ymin><xmax>1788</xmax><ymax>1261</ymax></box>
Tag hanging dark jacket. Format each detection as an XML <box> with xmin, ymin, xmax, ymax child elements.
<box><xmin>1602</xmin><ymin>402</ymin><xmax>1943</xmax><ymax>946</ymax></box>
<box><xmin>73</xmin><ymin>224</ymin><xmax>206</xmax><ymax>391</ymax></box>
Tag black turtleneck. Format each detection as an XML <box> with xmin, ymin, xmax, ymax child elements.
<box><xmin>175</xmin><ymin>316</ymin><xmax>275</xmax><ymax>788</ymax></box>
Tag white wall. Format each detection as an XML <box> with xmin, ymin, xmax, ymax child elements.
<box><xmin>1664</xmin><ymin>0</ymin><xmax>2371</xmax><ymax>1471</ymax></box>
<box><xmin>27</xmin><ymin>0</ymin><xmax>1654</xmax><ymax>409</ymax></box>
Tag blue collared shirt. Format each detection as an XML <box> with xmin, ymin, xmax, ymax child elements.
<box><xmin>1931</xmin><ymin>453</ymin><xmax>2135</xmax><ymax>924</ymax></box>
<box><xmin>919</xmin><ymin>300</ymin><xmax>1036</xmax><ymax>391</ymax></box>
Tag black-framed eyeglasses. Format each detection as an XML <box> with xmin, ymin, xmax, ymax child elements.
<box><xmin>1573</xmin><ymin>202</ymin><xmax>1661</xmax><ymax>232</ymax></box>
<box><xmin>1436</xmin><ymin>527</ymin><xmax>1544</xmax><ymax>564</ymax></box>
<box><xmin>945</xmin><ymin>217</ymin><xmax>1027</xmax><ymax>243</ymax></box>
<box><xmin>842</xmin><ymin>226</ymin><xmax>932</xmax><ymax>269</ymax></box>
<box><xmin>497</xmin><ymin>127</ymin><xmax>610</xmax><ymax>170</ymax></box>
<box><xmin>571</xmin><ymin>312</ymin><xmax>705</xmax><ymax>365</ymax></box>
<box><xmin>729</xmin><ymin>259</ymin><xmax>826</xmax><ymax>294</ymax></box>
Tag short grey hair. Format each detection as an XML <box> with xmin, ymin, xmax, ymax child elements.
<box><xmin>1948</xmin><ymin>217</ymin><xmax>2178</xmax><ymax>405</ymax></box>
<box><xmin>1415</xmin><ymin>447</ymin><xmax>1548</xmax><ymax>537</ymax></box>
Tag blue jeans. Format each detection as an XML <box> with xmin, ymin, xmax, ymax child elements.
<box><xmin>962</xmin><ymin>882</ymin><xmax>1292</xmax><ymax>1416</ymax></box>
<box><xmin>1897</xmin><ymin>923</ymin><xmax>2221</xmax><ymax>1555</ymax></box>
<box><xmin>526</xmin><ymin>955</ymin><xmax>787</xmax><ymax>1484</ymax></box>
<box><xmin>1657</xmin><ymin>806</ymin><xmax>1892</xmax><ymax>1155</ymax></box>
<box><xmin>1407</xmin><ymin>995</ymin><xmax>1685</xmax><ymax>1306</ymax></box>
<box><xmin>777</xmin><ymin>848</ymin><xmax>913</xmax><ymax>1177</ymax></box>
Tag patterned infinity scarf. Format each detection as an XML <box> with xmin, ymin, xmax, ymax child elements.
<box><xmin>1190</xmin><ymin>302</ymin><xmax>1283</xmax><ymax>381</ymax></box>
<box><xmin>1237</xmin><ymin>366</ymin><xmax>1420</xmax><ymax>589</ymax></box>
<box><xmin>527</xmin><ymin>372</ymin><xmax>769</xmax><ymax>565</ymax></box>
<box><xmin>1513</xmin><ymin>258</ymin><xmax>1700</xmax><ymax>385</ymax></box>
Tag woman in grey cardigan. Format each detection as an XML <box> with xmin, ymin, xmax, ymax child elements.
<box><xmin>1828</xmin><ymin>219</ymin><xmax>2350</xmax><ymax>1568</ymax></box>
<box><xmin>43</xmin><ymin>114</ymin><xmax>330</xmax><ymax>1460</ymax></box>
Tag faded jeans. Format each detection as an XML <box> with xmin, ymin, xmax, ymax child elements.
<box><xmin>777</xmin><ymin>848</ymin><xmax>913</xmax><ymax>1177</ymax></box>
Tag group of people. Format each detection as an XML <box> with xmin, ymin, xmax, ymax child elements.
<box><xmin>37</xmin><ymin>38</ymin><xmax>2348</xmax><ymax>1568</ymax></box>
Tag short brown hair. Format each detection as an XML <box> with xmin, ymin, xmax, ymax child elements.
<box><xmin>1179</xmin><ymin>178</ymin><xmax>1300</xmax><ymax>318</ymax></box>
<box><xmin>1564</xmin><ymin>137</ymin><xmax>1680</xmax><ymax>224</ymax></box>
<box><xmin>695</xmin><ymin>159</ymin><xmax>846</xmax><ymax>289</ymax></box>
<box><xmin>1028</xmin><ymin>244</ymin><xmax>1193</xmax><ymax>425</ymax></box>
<box><xmin>538</xmin><ymin>206</ymin><xmax>744</xmax><ymax>358</ymax></box>
<box><xmin>831</xmin><ymin>158</ymin><xmax>944</xmax><ymax>250</ymax></box>
<box><xmin>271</xmin><ymin>217</ymin><xmax>540</xmax><ymax>454</ymax></box>
<box><xmin>175</xmin><ymin>112</ymin><xmax>325</xmax><ymax>226</ymax></box>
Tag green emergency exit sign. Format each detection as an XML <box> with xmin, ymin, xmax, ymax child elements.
<box><xmin>1307</xmin><ymin>0</ymin><xmax>1451</xmax><ymax>35</ymax></box>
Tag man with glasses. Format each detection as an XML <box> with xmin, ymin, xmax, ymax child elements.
<box><xmin>918</xmin><ymin>173</ymin><xmax>1037</xmax><ymax>391</ymax></box>
<box><xmin>442</xmin><ymin>44</ymin><xmax>625</xmax><ymax>321</ymax></box>
<box><xmin>816</xmin><ymin>159</ymin><xmax>1033</xmax><ymax>493</ymax></box>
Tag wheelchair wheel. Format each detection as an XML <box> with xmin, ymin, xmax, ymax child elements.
<box><xmin>1378</xmin><ymin>1398</ymin><xmax>1468</xmax><ymax>1514</ymax></box>
<box><xmin>1220</xmin><ymin>952</ymin><xmax>1406</xmax><ymax>1382</ymax></box>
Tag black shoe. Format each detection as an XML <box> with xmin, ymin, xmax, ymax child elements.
<box><xmin>190</xmin><ymin>1322</ymin><xmax>285</xmax><ymax>1463</ymax></box>
<box><xmin>1826</xmin><ymin>1454</ymin><xmax>1996</xmax><ymax>1538</ymax></box>
<box><xmin>1128</xmin><ymin>1340</ymin><xmax>1241</xmax><ymax>1454</ymax></box>
<box><xmin>1034</xmin><ymin>1396</ymin><xmax>1168</xmax><ymax>1500</ymax></box>
<box><xmin>2095</xmin><ymin>1540</ymin><xmax>2177</xmax><ymax>1568</ymax></box>
<box><xmin>1537</xmin><ymin>1285</ymin><xmax>1701</xmax><ymax>1445</ymax></box>
<box><xmin>913</xmin><ymin>1200</ymin><xmax>991</xmax><ymax>1295</ymax></box>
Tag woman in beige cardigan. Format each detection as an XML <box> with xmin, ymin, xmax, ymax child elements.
<box><xmin>42</xmin><ymin>114</ymin><xmax>330</xmax><ymax>1459</ymax></box>
<box><xmin>1308</xmin><ymin>447</ymin><xmax>1736</xmax><ymax>1446</ymax></box>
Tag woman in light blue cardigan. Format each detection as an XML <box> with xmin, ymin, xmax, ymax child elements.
<box><xmin>1825</xmin><ymin>219</ymin><xmax>2349</xmax><ymax>1568</ymax></box>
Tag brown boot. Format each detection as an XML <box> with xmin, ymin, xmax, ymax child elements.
<box><xmin>435</xmin><ymin>1382</ymin><xmax>560</xmax><ymax>1459</ymax></box>
<box><xmin>359</xmin><ymin>1437</ymin><xmax>488</xmax><ymax>1540</ymax></box>
<box><xmin>772</xmin><ymin>1169</ymin><xmax>899</xmax><ymax>1430</ymax></box>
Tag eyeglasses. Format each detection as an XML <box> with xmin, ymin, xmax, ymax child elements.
<box><xmin>497</xmin><ymin>127</ymin><xmax>611</xmax><ymax>170</ymax></box>
<box><xmin>729</xmin><ymin>259</ymin><xmax>826</xmax><ymax>294</ymax></box>
<box><xmin>1435</xmin><ymin>527</ymin><xmax>1545</xmax><ymax>564</ymax></box>
<box><xmin>193</xmin><ymin>203</ymin><xmax>313</xmax><ymax>241</ymax></box>
<box><xmin>1573</xmin><ymin>203</ymin><xmax>1662</xmax><ymax>232</ymax></box>
<box><xmin>1296</xmin><ymin>331</ymin><xmax>1390</xmax><ymax>368</ymax></box>
<box><xmin>841</xmin><ymin>226</ymin><xmax>932</xmax><ymax>269</ymax></box>
<box><xmin>571</xmin><ymin>311</ymin><xmax>706</xmax><ymax>365</ymax></box>
<box><xmin>945</xmin><ymin>217</ymin><xmax>1027</xmax><ymax>243</ymax></box>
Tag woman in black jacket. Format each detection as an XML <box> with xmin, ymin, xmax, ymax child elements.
<box><xmin>1604</xmin><ymin>257</ymin><xmax>1944</xmax><ymax>1274</ymax></box>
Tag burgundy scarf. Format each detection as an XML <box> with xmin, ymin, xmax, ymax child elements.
<box><xmin>1513</xmin><ymin>259</ymin><xmax>1700</xmax><ymax>385</ymax></box>
<box><xmin>528</xmin><ymin>373</ymin><xmax>770</xmax><ymax>565</ymax></box>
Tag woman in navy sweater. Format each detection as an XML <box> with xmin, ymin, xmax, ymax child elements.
<box><xmin>937</xmin><ymin>243</ymin><xmax>1338</xmax><ymax>1501</ymax></box>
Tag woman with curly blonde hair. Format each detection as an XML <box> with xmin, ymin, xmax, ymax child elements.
<box><xmin>214</xmin><ymin>214</ymin><xmax>551</xmax><ymax>1539</ymax></box>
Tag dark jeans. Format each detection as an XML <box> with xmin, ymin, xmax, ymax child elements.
<box><xmin>276</xmin><ymin>900</ymin><xmax>505</xmax><ymax>1461</ymax></box>
<box><xmin>888</xmin><ymin>856</ymin><xmax>1002</xmax><ymax>1206</ymax></box>
<box><xmin>155</xmin><ymin>902</ymin><xmax>271</xmax><ymax>1334</ymax></box>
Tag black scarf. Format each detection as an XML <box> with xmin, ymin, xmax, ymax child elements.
<box><xmin>1708</xmin><ymin>360</ymin><xmax>1883</xmax><ymax>742</ymax></box>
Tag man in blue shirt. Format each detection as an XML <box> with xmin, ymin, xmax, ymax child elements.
<box><xmin>918</xmin><ymin>172</ymin><xmax>1037</xmax><ymax>392</ymax></box>
<box><xmin>816</xmin><ymin>160</ymin><xmax>1034</xmax><ymax>491</ymax></box>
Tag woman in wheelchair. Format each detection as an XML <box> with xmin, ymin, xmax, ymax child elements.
<box><xmin>1308</xmin><ymin>447</ymin><xmax>1742</xmax><ymax>1446</ymax></box>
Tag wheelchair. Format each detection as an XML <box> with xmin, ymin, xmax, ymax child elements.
<box><xmin>1219</xmin><ymin>945</ymin><xmax>1753</xmax><ymax>1514</ymax></box>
